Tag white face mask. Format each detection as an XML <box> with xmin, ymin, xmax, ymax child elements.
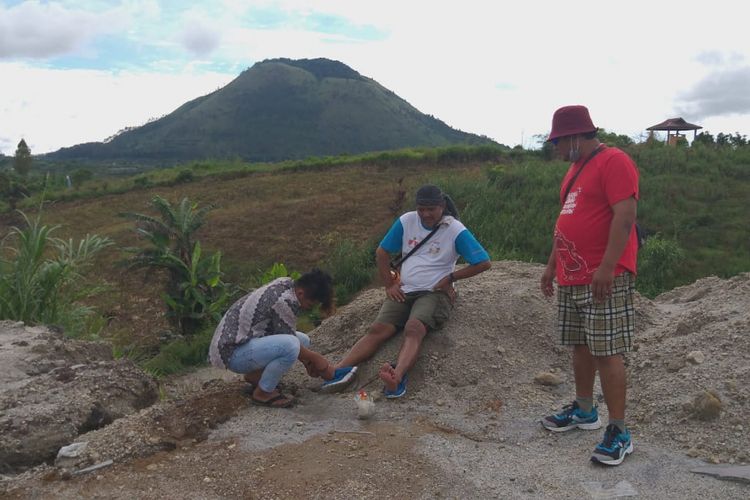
<box><xmin>569</xmin><ymin>136</ymin><xmax>581</xmax><ymax>162</ymax></box>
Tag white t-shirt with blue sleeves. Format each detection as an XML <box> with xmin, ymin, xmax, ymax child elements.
<box><xmin>380</xmin><ymin>212</ymin><xmax>489</xmax><ymax>294</ymax></box>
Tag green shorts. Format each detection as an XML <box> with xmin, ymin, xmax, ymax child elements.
<box><xmin>557</xmin><ymin>272</ymin><xmax>635</xmax><ymax>356</ymax></box>
<box><xmin>374</xmin><ymin>291</ymin><xmax>453</xmax><ymax>331</ymax></box>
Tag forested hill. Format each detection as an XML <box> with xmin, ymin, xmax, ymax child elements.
<box><xmin>46</xmin><ymin>58</ymin><xmax>495</xmax><ymax>163</ymax></box>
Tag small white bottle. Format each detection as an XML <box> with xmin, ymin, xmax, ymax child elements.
<box><xmin>355</xmin><ymin>390</ymin><xmax>375</xmax><ymax>419</ymax></box>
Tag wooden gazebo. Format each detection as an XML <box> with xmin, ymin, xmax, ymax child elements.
<box><xmin>646</xmin><ymin>117</ymin><xmax>702</xmax><ymax>144</ymax></box>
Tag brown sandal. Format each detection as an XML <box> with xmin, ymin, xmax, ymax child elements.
<box><xmin>250</xmin><ymin>393</ymin><xmax>295</xmax><ymax>408</ymax></box>
<box><xmin>243</xmin><ymin>382</ymin><xmax>286</xmax><ymax>397</ymax></box>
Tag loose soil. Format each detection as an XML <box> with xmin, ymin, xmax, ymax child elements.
<box><xmin>2</xmin><ymin>262</ymin><xmax>749</xmax><ymax>498</ymax></box>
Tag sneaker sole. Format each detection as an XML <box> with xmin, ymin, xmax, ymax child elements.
<box><xmin>591</xmin><ymin>441</ymin><xmax>634</xmax><ymax>466</ymax></box>
<box><xmin>541</xmin><ymin>417</ymin><xmax>602</xmax><ymax>432</ymax></box>
<box><xmin>319</xmin><ymin>367</ymin><xmax>358</xmax><ymax>394</ymax></box>
<box><xmin>384</xmin><ymin>387</ymin><xmax>406</xmax><ymax>399</ymax></box>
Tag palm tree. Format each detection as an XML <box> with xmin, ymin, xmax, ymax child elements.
<box><xmin>121</xmin><ymin>196</ymin><xmax>213</xmax><ymax>264</ymax></box>
<box><xmin>120</xmin><ymin>196</ymin><xmax>227</xmax><ymax>335</ymax></box>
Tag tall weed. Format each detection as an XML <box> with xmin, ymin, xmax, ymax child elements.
<box><xmin>636</xmin><ymin>235</ymin><xmax>685</xmax><ymax>298</ymax></box>
<box><xmin>324</xmin><ymin>239</ymin><xmax>377</xmax><ymax>305</ymax></box>
<box><xmin>0</xmin><ymin>211</ymin><xmax>112</xmax><ymax>336</ymax></box>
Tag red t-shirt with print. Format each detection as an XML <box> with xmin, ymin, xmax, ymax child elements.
<box><xmin>554</xmin><ymin>146</ymin><xmax>639</xmax><ymax>286</ymax></box>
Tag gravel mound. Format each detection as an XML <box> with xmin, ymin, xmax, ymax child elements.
<box><xmin>630</xmin><ymin>273</ymin><xmax>750</xmax><ymax>463</ymax></box>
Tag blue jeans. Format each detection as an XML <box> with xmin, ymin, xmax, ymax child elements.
<box><xmin>227</xmin><ymin>332</ymin><xmax>310</xmax><ymax>393</ymax></box>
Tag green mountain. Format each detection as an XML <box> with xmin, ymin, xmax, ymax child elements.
<box><xmin>47</xmin><ymin>58</ymin><xmax>495</xmax><ymax>163</ymax></box>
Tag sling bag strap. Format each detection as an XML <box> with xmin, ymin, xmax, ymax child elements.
<box><xmin>562</xmin><ymin>144</ymin><xmax>606</xmax><ymax>203</ymax></box>
<box><xmin>390</xmin><ymin>222</ymin><xmax>443</xmax><ymax>270</ymax></box>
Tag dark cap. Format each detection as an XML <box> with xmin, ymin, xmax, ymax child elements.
<box><xmin>415</xmin><ymin>184</ymin><xmax>444</xmax><ymax>206</ymax></box>
<box><xmin>548</xmin><ymin>105</ymin><xmax>597</xmax><ymax>141</ymax></box>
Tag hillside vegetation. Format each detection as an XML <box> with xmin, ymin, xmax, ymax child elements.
<box><xmin>1</xmin><ymin>142</ymin><xmax>748</xmax><ymax>368</ymax></box>
<box><xmin>45</xmin><ymin>58</ymin><xmax>494</xmax><ymax>164</ymax></box>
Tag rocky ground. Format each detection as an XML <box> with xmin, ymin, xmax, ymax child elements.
<box><xmin>0</xmin><ymin>322</ymin><xmax>157</xmax><ymax>473</ymax></box>
<box><xmin>1</xmin><ymin>261</ymin><xmax>748</xmax><ymax>498</ymax></box>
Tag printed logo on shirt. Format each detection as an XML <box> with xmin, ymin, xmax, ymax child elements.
<box><xmin>555</xmin><ymin>229</ymin><xmax>593</xmax><ymax>281</ymax></box>
<box><xmin>561</xmin><ymin>187</ymin><xmax>581</xmax><ymax>215</ymax></box>
<box><xmin>407</xmin><ymin>235</ymin><xmax>441</xmax><ymax>255</ymax></box>
<box><xmin>426</xmin><ymin>241</ymin><xmax>441</xmax><ymax>255</ymax></box>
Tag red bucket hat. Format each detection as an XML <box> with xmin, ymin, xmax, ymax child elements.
<box><xmin>547</xmin><ymin>105</ymin><xmax>597</xmax><ymax>141</ymax></box>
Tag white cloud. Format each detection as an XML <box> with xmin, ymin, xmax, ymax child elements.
<box><xmin>694</xmin><ymin>50</ymin><xmax>745</xmax><ymax>67</ymax></box>
<box><xmin>0</xmin><ymin>62</ymin><xmax>232</xmax><ymax>154</ymax></box>
<box><xmin>0</xmin><ymin>136</ymin><xmax>15</xmax><ymax>156</ymax></box>
<box><xmin>676</xmin><ymin>66</ymin><xmax>750</xmax><ymax>119</ymax></box>
<box><xmin>0</xmin><ymin>1</ymin><xmax>125</xmax><ymax>59</ymax></box>
<box><xmin>179</xmin><ymin>20</ymin><xmax>221</xmax><ymax>57</ymax></box>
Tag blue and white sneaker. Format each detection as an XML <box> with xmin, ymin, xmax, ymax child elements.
<box><xmin>383</xmin><ymin>363</ymin><xmax>409</xmax><ymax>399</ymax></box>
<box><xmin>320</xmin><ymin>366</ymin><xmax>358</xmax><ymax>393</ymax></box>
<box><xmin>384</xmin><ymin>371</ymin><xmax>408</xmax><ymax>399</ymax></box>
<box><xmin>590</xmin><ymin>424</ymin><xmax>634</xmax><ymax>466</ymax></box>
<box><xmin>541</xmin><ymin>401</ymin><xmax>602</xmax><ymax>432</ymax></box>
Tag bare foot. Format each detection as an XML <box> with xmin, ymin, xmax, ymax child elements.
<box><xmin>379</xmin><ymin>362</ymin><xmax>399</xmax><ymax>392</ymax></box>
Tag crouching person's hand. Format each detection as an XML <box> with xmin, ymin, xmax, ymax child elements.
<box><xmin>300</xmin><ymin>347</ymin><xmax>335</xmax><ymax>380</ymax></box>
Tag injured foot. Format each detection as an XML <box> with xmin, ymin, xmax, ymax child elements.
<box><xmin>379</xmin><ymin>362</ymin><xmax>399</xmax><ymax>392</ymax></box>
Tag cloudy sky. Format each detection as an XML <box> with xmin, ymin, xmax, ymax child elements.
<box><xmin>1</xmin><ymin>0</ymin><xmax>749</xmax><ymax>155</ymax></box>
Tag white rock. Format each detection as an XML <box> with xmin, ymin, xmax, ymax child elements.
<box><xmin>57</xmin><ymin>442</ymin><xmax>88</xmax><ymax>459</ymax></box>
<box><xmin>534</xmin><ymin>372</ymin><xmax>563</xmax><ymax>386</ymax></box>
<box><xmin>687</xmin><ymin>351</ymin><xmax>705</xmax><ymax>365</ymax></box>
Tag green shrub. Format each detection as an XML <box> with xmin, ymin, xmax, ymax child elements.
<box><xmin>636</xmin><ymin>235</ymin><xmax>685</xmax><ymax>298</ymax></box>
<box><xmin>141</xmin><ymin>326</ymin><xmax>214</xmax><ymax>377</ymax></box>
<box><xmin>71</xmin><ymin>168</ymin><xmax>94</xmax><ymax>188</ymax></box>
<box><xmin>120</xmin><ymin>196</ymin><xmax>229</xmax><ymax>336</ymax></box>
<box><xmin>260</xmin><ymin>262</ymin><xmax>300</xmax><ymax>284</ymax></box>
<box><xmin>133</xmin><ymin>175</ymin><xmax>151</xmax><ymax>188</ymax></box>
<box><xmin>324</xmin><ymin>239</ymin><xmax>376</xmax><ymax>305</ymax></box>
<box><xmin>174</xmin><ymin>170</ymin><xmax>194</xmax><ymax>184</ymax></box>
<box><xmin>0</xmin><ymin>211</ymin><xmax>112</xmax><ymax>336</ymax></box>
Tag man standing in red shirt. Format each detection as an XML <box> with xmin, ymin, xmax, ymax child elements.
<box><xmin>540</xmin><ymin>105</ymin><xmax>639</xmax><ymax>466</ymax></box>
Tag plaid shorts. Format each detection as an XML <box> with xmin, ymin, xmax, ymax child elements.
<box><xmin>557</xmin><ymin>272</ymin><xmax>635</xmax><ymax>356</ymax></box>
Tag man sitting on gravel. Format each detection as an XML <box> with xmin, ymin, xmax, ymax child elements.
<box><xmin>320</xmin><ymin>184</ymin><xmax>491</xmax><ymax>398</ymax></box>
<box><xmin>540</xmin><ymin>105</ymin><xmax>640</xmax><ymax>466</ymax></box>
<box><xmin>208</xmin><ymin>269</ymin><xmax>338</xmax><ymax>408</ymax></box>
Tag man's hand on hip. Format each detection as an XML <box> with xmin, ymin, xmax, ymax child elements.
<box><xmin>385</xmin><ymin>282</ymin><xmax>406</xmax><ymax>302</ymax></box>
<box><xmin>433</xmin><ymin>275</ymin><xmax>456</xmax><ymax>304</ymax></box>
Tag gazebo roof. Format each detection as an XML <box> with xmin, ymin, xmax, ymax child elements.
<box><xmin>646</xmin><ymin>117</ymin><xmax>702</xmax><ymax>131</ymax></box>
